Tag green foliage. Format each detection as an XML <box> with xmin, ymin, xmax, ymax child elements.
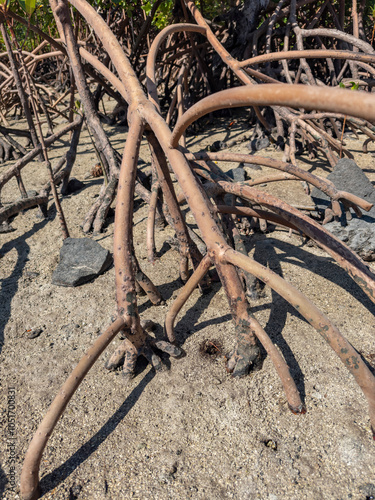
<box><xmin>339</xmin><ymin>81</ymin><xmax>359</xmax><ymax>91</ymax></box>
<box><xmin>145</xmin><ymin>0</ymin><xmax>174</xmax><ymax>29</ymax></box>
<box><xmin>94</xmin><ymin>0</ymin><xmax>233</xmax><ymax>30</ymax></box>
<box><xmin>0</xmin><ymin>0</ymin><xmax>57</xmax><ymax>52</ymax></box>
<box><xmin>18</xmin><ymin>0</ymin><xmax>36</xmax><ymax>16</ymax></box>
<box><xmin>371</xmin><ymin>3</ymin><xmax>375</xmax><ymax>22</ymax></box>
<box><xmin>0</xmin><ymin>0</ymin><xmax>37</xmax><ymax>16</ymax></box>
<box><xmin>362</xmin><ymin>0</ymin><xmax>375</xmax><ymax>24</ymax></box>
<box><xmin>93</xmin><ymin>0</ymin><xmax>136</xmax><ymax>19</ymax></box>
<box><xmin>74</xmin><ymin>100</ymin><xmax>83</xmax><ymax>113</ymax></box>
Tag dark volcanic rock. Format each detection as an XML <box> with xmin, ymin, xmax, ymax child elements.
<box><xmin>210</xmin><ymin>140</ymin><xmax>226</xmax><ymax>152</ymax></box>
<box><xmin>52</xmin><ymin>238</ymin><xmax>112</xmax><ymax>286</ymax></box>
<box><xmin>66</xmin><ymin>178</ymin><xmax>85</xmax><ymax>194</ymax></box>
<box><xmin>311</xmin><ymin>159</ymin><xmax>375</xmax><ymax>261</ymax></box>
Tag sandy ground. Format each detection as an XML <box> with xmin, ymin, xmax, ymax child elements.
<box><xmin>1</xmin><ymin>108</ymin><xmax>375</xmax><ymax>500</ymax></box>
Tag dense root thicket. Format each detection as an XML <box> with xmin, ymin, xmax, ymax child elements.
<box><xmin>1</xmin><ymin>0</ymin><xmax>375</xmax><ymax>232</ymax></box>
<box><xmin>0</xmin><ymin>1</ymin><xmax>374</xmax><ymax>499</ymax></box>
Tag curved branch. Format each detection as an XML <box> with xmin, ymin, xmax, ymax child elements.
<box><xmin>170</xmin><ymin>85</ymin><xmax>375</xmax><ymax>147</ymax></box>
<box><xmin>7</xmin><ymin>10</ymin><xmax>128</xmax><ymax>99</ymax></box>
<box><xmin>218</xmin><ymin>181</ymin><xmax>375</xmax><ymax>303</ymax></box>
<box><xmin>299</xmin><ymin>27</ymin><xmax>375</xmax><ymax>54</ymax></box>
<box><xmin>146</xmin><ymin>23</ymin><xmax>206</xmax><ymax>109</ymax></box>
<box><xmin>0</xmin><ymin>117</ymin><xmax>82</xmax><ymax>190</ymax></box>
<box><xmin>20</xmin><ymin>317</ymin><xmax>125</xmax><ymax>500</ymax></box>
<box><xmin>185</xmin><ymin>151</ymin><xmax>373</xmax><ymax>213</ymax></box>
<box><xmin>183</xmin><ymin>0</ymin><xmax>270</xmax><ymax>129</ymax></box>
<box><xmin>239</xmin><ymin>49</ymin><xmax>375</xmax><ymax>69</ymax></box>
<box><xmin>68</xmin><ymin>0</ymin><xmax>144</xmax><ymax>106</ymax></box>
<box><xmin>215</xmin><ymin>204</ymin><xmax>299</xmax><ymax>231</ymax></box>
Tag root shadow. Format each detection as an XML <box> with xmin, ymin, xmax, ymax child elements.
<box><xmin>269</xmin><ymin>237</ymin><xmax>375</xmax><ymax>316</ymax></box>
<box><xmin>170</xmin><ymin>281</ymin><xmax>229</xmax><ymax>345</ymax></box>
<box><xmin>39</xmin><ymin>369</ymin><xmax>155</xmax><ymax>496</ymax></box>
<box><xmin>0</xmin><ymin>464</ymin><xmax>7</xmax><ymax>496</ymax></box>
<box><xmin>0</xmin><ymin>217</ymin><xmax>51</xmax><ymax>355</ymax></box>
<box><xmin>252</xmin><ymin>236</ymin><xmax>307</xmax><ymax>402</ymax></box>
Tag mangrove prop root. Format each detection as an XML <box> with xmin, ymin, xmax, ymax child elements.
<box><xmin>218</xmin><ymin>181</ymin><xmax>375</xmax><ymax>304</ymax></box>
<box><xmin>20</xmin><ymin>317</ymin><xmax>125</xmax><ymax>500</ymax></box>
<box><xmin>223</xmin><ymin>248</ymin><xmax>375</xmax><ymax>435</ymax></box>
<box><xmin>20</xmin><ymin>1</ymin><xmax>375</xmax><ymax>498</ymax></box>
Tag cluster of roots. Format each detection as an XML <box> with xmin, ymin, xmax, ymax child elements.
<box><xmin>2</xmin><ymin>0</ymin><xmax>375</xmax><ymax>234</ymax></box>
<box><xmin>0</xmin><ymin>0</ymin><xmax>373</xmax><ymax>499</ymax></box>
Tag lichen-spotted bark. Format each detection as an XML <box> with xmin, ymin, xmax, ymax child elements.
<box><xmin>108</xmin><ymin>110</ymin><xmax>182</xmax><ymax>375</ymax></box>
<box><xmin>113</xmin><ymin>111</ymin><xmax>143</xmax><ymax>328</ymax></box>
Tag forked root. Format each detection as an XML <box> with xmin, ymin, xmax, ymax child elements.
<box><xmin>165</xmin><ymin>253</ymin><xmax>304</xmax><ymax>413</ymax></box>
<box><xmin>218</xmin><ymin>181</ymin><xmax>375</xmax><ymax>304</ymax></box>
<box><xmin>20</xmin><ymin>316</ymin><xmax>182</xmax><ymax>500</ymax></box>
<box><xmin>105</xmin><ymin>327</ymin><xmax>182</xmax><ymax>380</ymax></box>
<box><xmin>223</xmin><ymin>248</ymin><xmax>375</xmax><ymax>436</ymax></box>
<box><xmin>20</xmin><ymin>2</ymin><xmax>375</xmax><ymax>499</ymax></box>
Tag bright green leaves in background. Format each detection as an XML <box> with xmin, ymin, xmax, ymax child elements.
<box><xmin>143</xmin><ymin>0</ymin><xmax>174</xmax><ymax>29</ymax></box>
<box><xmin>94</xmin><ymin>0</ymin><xmax>175</xmax><ymax>29</ymax></box>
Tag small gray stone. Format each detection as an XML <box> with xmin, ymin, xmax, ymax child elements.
<box><xmin>247</xmin><ymin>137</ymin><xmax>270</xmax><ymax>152</ymax></box>
<box><xmin>52</xmin><ymin>238</ymin><xmax>112</xmax><ymax>287</ymax></box>
<box><xmin>0</xmin><ymin>222</ymin><xmax>15</xmax><ymax>233</ymax></box>
<box><xmin>227</xmin><ymin>166</ymin><xmax>247</xmax><ymax>183</ymax></box>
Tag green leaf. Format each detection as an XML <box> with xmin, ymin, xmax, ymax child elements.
<box><xmin>350</xmin><ymin>81</ymin><xmax>359</xmax><ymax>91</ymax></box>
<box><xmin>18</xmin><ymin>0</ymin><xmax>36</xmax><ymax>16</ymax></box>
<box><xmin>142</xmin><ymin>1</ymin><xmax>152</xmax><ymax>14</ymax></box>
<box><xmin>339</xmin><ymin>82</ymin><xmax>345</xmax><ymax>88</ymax></box>
<box><xmin>26</xmin><ymin>0</ymin><xmax>36</xmax><ymax>16</ymax></box>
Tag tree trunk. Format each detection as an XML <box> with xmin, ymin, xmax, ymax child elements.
<box><xmin>236</xmin><ymin>0</ymin><xmax>270</xmax><ymax>45</ymax></box>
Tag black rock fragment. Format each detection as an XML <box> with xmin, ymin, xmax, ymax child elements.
<box><xmin>66</xmin><ymin>177</ymin><xmax>84</xmax><ymax>194</ymax></box>
<box><xmin>52</xmin><ymin>237</ymin><xmax>112</xmax><ymax>287</ymax></box>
